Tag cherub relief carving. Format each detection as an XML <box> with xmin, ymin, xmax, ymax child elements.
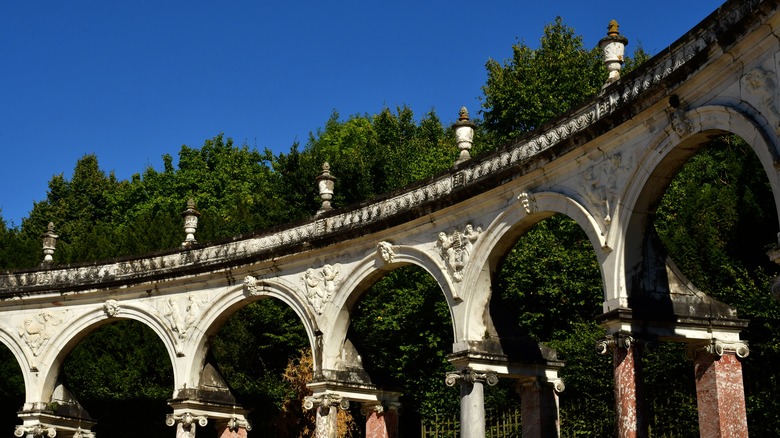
<box><xmin>160</xmin><ymin>293</ymin><xmax>209</xmax><ymax>339</ymax></box>
<box><xmin>302</xmin><ymin>264</ymin><xmax>341</xmax><ymax>314</ymax></box>
<box><xmin>18</xmin><ymin>311</ymin><xmax>68</xmax><ymax>356</ymax></box>
<box><xmin>437</xmin><ymin>224</ymin><xmax>482</xmax><ymax>282</ymax></box>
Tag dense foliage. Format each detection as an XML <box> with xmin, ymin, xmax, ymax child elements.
<box><xmin>0</xmin><ymin>16</ymin><xmax>777</xmax><ymax>437</ymax></box>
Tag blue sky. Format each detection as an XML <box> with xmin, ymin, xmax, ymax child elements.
<box><xmin>1</xmin><ymin>1</ymin><xmax>721</xmax><ymax>227</ymax></box>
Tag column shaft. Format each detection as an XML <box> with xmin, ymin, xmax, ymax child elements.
<box><xmin>613</xmin><ymin>343</ymin><xmax>647</xmax><ymax>438</ymax></box>
<box><xmin>365</xmin><ymin>408</ymin><xmax>398</xmax><ymax>438</ymax></box>
<box><xmin>460</xmin><ymin>379</ymin><xmax>486</xmax><ymax>438</ymax></box>
<box><xmin>315</xmin><ymin>405</ymin><xmax>338</xmax><ymax>438</ymax></box>
<box><xmin>519</xmin><ymin>379</ymin><xmax>560</xmax><ymax>438</ymax></box>
<box><xmin>694</xmin><ymin>352</ymin><xmax>748</xmax><ymax>437</ymax></box>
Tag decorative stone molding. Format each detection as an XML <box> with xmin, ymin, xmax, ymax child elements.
<box><xmin>302</xmin><ymin>264</ymin><xmax>341</xmax><ymax>314</ymax></box>
<box><xmin>165</xmin><ymin>412</ymin><xmax>209</xmax><ymax>429</ymax></box>
<box><xmin>517</xmin><ymin>191</ymin><xmax>537</xmax><ymax>215</ymax></box>
<box><xmin>685</xmin><ymin>339</ymin><xmax>750</xmax><ymax>360</ymax></box>
<box><xmin>303</xmin><ymin>394</ymin><xmax>350</xmax><ymax>411</ymax></box>
<box><xmin>14</xmin><ymin>424</ymin><xmax>57</xmax><ymax>437</ymax></box>
<box><xmin>159</xmin><ymin>293</ymin><xmax>210</xmax><ymax>339</ymax></box>
<box><xmin>18</xmin><ymin>310</ymin><xmax>69</xmax><ymax>356</ymax></box>
<box><xmin>103</xmin><ymin>299</ymin><xmax>120</xmax><ymax>317</ymax></box>
<box><xmin>580</xmin><ymin>153</ymin><xmax>630</xmax><ymax>225</ymax></box>
<box><xmin>445</xmin><ymin>369</ymin><xmax>499</xmax><ymax>387</ymax></box>
<box><xmin>436</xmin><ymin>224</ymin><xmax>482</xmax><ymax>282</ymax></box>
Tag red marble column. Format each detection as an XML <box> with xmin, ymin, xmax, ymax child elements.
<box><xmin>519</xmin><ymin>377</ymin><xmax>562</xmax><ymax>438</ymax></box>
<box><xmin>363</xmin><ymin>404</ymin><xmax>399</xmax><ymax>438</ymax></box>
<box><xmin>693</xmin><ymin>344</ymin><xmax>749</xmax><ymax>438</ymax></box>
<box><xmin>599</xmin><ymin>333</ymin><xmax>647</xmax><ymax>438</ymax></box>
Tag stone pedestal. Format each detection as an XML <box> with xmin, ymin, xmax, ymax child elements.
<box><xmin>598</xmin><ymin>333</ymin><xmax>647</xmax><ymax>438</ymax></box>
<box><xmin>445</xmin><ymin>369</ymin><xmax>498</xmax><ymax>438</ymax></box>
<box><xmin>690</xmin><ymin>341</ymin><xmax>749</xmax><ymax>438</ymax></box>
<box><xmin>518</xmin><ymin>377</ymin><xmax>563</xmax><ymax>438</ymax></box>
<box><xmin>362</xmin><ymin>403</ymin><xmax>399</xmax><ymax>438</ymax></box>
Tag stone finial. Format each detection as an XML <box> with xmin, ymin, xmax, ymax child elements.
<box><xmin>599</xmin><ymin>19</ymin><xmax>629</xmax><ymax>86</ymax></box>
<box><xmin>41</xmin><ymin>222</ymin><xmax>59</xmax><ymax>267</ymax></box>
<box><xmin>452</xmin><ymin>107</ymin><xmax>476</xmax><ymax>165</ymax></box>
<box><xmin>316</xmin><ymin>162</ymin><xmax>336</xmax><ymax>215</ymax></box>
<box><xmin>181</xmin><ymin>198</ymin><xmax>201</xmax><ymax>248</ymax></box>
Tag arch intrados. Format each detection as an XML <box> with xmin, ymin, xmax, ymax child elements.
<box><xmin>0</xmin><ymin>327</ymin><xmax>33</xmax><ymax>403</ymax></box>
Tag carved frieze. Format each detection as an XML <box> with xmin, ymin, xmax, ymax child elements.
<box><xmin>436</xmin><ymin>224</ymin><xmax>482</xmax><ymax>282</ymax></box>
<box><xmin>302</xmin><ymin>264</ymin><xmax>341</xmax><ymax>314</ymax></box>
<box><xmin>580</xmin><ymin>153</ymin><xmax>631</xmax><ymax>225</ymax></box>
<box><xmin>18</xmin><ymin>310</ymin><xmax>69</xmax><ymax>356</ymax></box>
<box><xmin>159</xmin><ymin>293</ymin><xmax>210</xmax><ymax>339</ymax></box>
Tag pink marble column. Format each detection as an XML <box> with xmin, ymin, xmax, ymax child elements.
<box><xmin>598</xmin><ymin>333</ymin><xmax>647</xmax><ymax>438</ymax></box>
<box><xmin>363</xmin><ymin>404</ymin><xmax>399</xmax><ymax>438</ymax></box>
<box><xmin>692</xmin><ymin>342</ymin><xmax>749</xmax><ymax>438</ymax></box>
<box><xmin>519</xmin><ymin>377</ymin><xmax>562</xmax><ymax>438</ymax></box>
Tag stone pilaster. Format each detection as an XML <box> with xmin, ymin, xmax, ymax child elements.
<box><xmin>518</xmin><ymin>376</ymin><xmax>564</xmax><ymax>438</ymax></box>
<box><xmin>166</xmin><ymin>412</ymin><xmax>209</xmax><ymax>438</ymax></box>
<box><xmin>687</xmin><ymin>340</ymin><xmax>749</xmax><ymax>438</ymax></box>
<box><xmin>597</xmin><ymin>332</ymin><xmax>648</xmax><ymax>438</ymax></box>
<box><xmin>445</xmin><ymin>369</ymin><xmax>498</xmax><ymax>438</ymax></box>
<box><xmin>304</xmin><ymin>394</ymin><xmax>350</xmax><ymax>438</ymax></box>
<box><xmin>215</xmin><ymin>416</ymin><xmax>252</xmax><ymax>438</ymax></box>
<box><xmin>361</xmin><ymin>402</ymin><xmax>400</xmax><ymax>438</ymax></box>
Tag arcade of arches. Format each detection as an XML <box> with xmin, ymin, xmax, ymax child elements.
<box><xmin>2</xmin><ymin>0</ymin><xmax>780</xmax><ymax>437</ymax></box>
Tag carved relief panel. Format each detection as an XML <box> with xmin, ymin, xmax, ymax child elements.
<box><xmin>302</xmin><ymin>264</ymin><xmax>341</xmax><ymax>314</ymax></box>
<box><xmin>157</xmin><ymin>293</ymin><xmax>211</xmax><ymax>339</ymax></box>
<box><xmin>580</xmin><ymin>153</ymin><xmax>632</xmax><ymax>226</ymax></box>
<box><xmin>436</xmin><ymin>224</ymin><xmax>482</xmax><ymax>282</ymax></box>
<box><xmin>18</xmin><ymin>310</ymin><xmax>70</xmax><ymax>356</ymax></box>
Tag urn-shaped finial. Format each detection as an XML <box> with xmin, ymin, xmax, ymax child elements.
<box><xmin>452</xmin><ymin>107</ymin><xmax>476</xmax><ymax>165</ymax></box>
<box><xmin>41</xmin><ymin>222</ymin><xmax>58</xmax><ymax>267</ymax></box>
<box><xmin>316</xmin><ymin>162</ymin><xmax>336</xmax><ymax>215</ymax></box>
<box><xmin>182</xmin><ymin>198</ymin><xmax>201</xmax><ymax>248</ymax></box>
<box><xmin>599</xmin><ymin>20</ymin><xmax>629</xmax><ymax>85</ymax></box>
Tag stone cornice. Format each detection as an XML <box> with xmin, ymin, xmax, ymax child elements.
<box><xmin>0</xmin><ymin>0</ymin><xmax>767</xmax><ymax>295</ymax></box>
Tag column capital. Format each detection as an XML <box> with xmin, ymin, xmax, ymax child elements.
<box><xmin>686</xmin><ymin>339</ymin><xmax>749</xmax><ymax>360</ymax></box>
<box><xmin>224</xmin><ymin>415</ymin><xmax>252</xmax><ymax>432</ymax></box>
<box><xmin>303</xmin><ymin>393</ymin><xmax>350</xmax><ymax>411</ymax></box>
<box><xmin>445</xmin><ymin>368</ymin><xmax>499</xmax><ymax>387</ymax></box>
<box><xmin>518</xmin><ymin>375</ymin><xmax>565</xmax><ymax>393</ymax></box>
<box><xmin>73</xmin><ymin>428</ymin><xmax>96</xmax><ymax>438</ymax></box>
<box><xmin>166</xmin><ymin>411</ymin><xmax>209</xmax><ymax>429</ymax></box>
<box><xmin>595</xmin><ymin>331</ymin><xmax>652</xmax><ymax>355</ymax></box>
<box><xmin>14</xmin><ymin>423</ymin><xmax>57</xmax><ymax>437</ymax></box>
<box><xmin>360</xmin><ymin>401</ymin><xmax>401</xmax><ymax>416</ymax></box>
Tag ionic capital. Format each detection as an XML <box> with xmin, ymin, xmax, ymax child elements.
<box><xmin>225</xmin><ymin>415</ymin><xmax>252</xmax><ymax>432</ymax></box>
<box><xmin>596</xmin><ymin>332</ymin><xmax>640</xmax><ymax>355</ymax></box>
<box><xmin>519</xmin><ymin>376</ymin><xmax>565</xmax><ymax>394</ymax></box>
<box><xmin>165</xmin><ymin>412</ymin><xmax>209</xmax><ymax>429</ymax></box>
<box><xmin>686</xmin><ymin>339</ymin><xmax>749</xmax><ymax>360</ymax></box>
<box><xmin>14</xmin><ymin>424</ymin><xmax>57</xmax><ymax>437</ymax></box>
<box><xmin>73</xmin><ymin>428</ymin><xmax>95</xmax><ymax>438</ymax></box>
<box><xmin>445</xmin><ymin>369</ymin><xmax>499</xmax><ymax>387</ymax></box>
<box><xmin>303</xmin><ymin>394</ymin><xmax>350</xmax><ymax>411</ymax></box>
<box><xmin>360</xmin><ymin>401</ymin><xmax>400</xmax><ymax>416</ymax></box>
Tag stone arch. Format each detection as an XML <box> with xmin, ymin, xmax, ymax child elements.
<box><xmin>0</xmin><ymin>325</ymin><xmax>34</xmax><ymax>405</ymax></box>
<box><xmin>36</xmin><ymin>304</ymin><xmax>177</xmax><ymax>404</ymax></box>
<box><xmin>184</xmin><ymin>279</ymin><xmax>320</xmax><ymax>385</ymax></box>
<box><xmin>459</xmin><ymin>191</ymin><xmax>608</xmax><ymax>343</ymax></box>
<box><xmin>620</xmin><ymin>105</ymin><xmax>780</xmax><ymax>295</ymax></box>
<box><xmin>322</xmin><ymin>246</ymin><xmax>457</xmax><ymax>371</ymax></box>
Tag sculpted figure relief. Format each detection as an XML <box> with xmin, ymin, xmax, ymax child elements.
<box><xmin>19</xmin><ymin>311</ymin><xmax>68</xmax><ymax>356</ymax></box>
<box><xmin>437</xmin><ymin>224</ymin><xmax>482</xmax><ymax>282</ymax></box>
<box><xmin>160</xmin><ymin>293</ymin><xmax>209</xmax><ymax>339</ymax></box>
<box><xmin>302</xmin><ymin>264</ymin><xmax>341</xmax><ymax>314</ymax></box>
<box><xmin>376</xmin><ymin>241</ymin><xmax>395</xmax><ymax>263</ymax></box>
